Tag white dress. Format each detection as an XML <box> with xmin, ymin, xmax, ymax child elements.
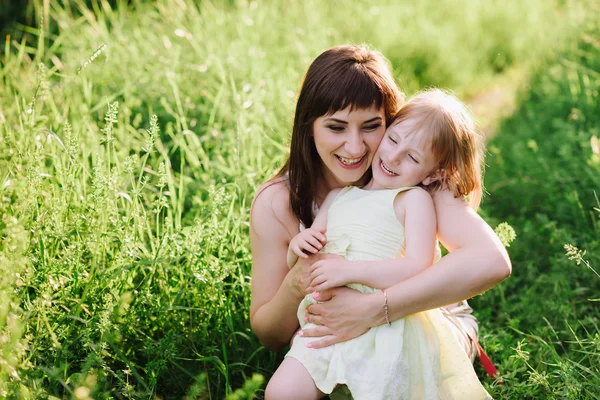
<box><xmin>286</xmin><ymin>186</ymin><xmax>491</xmax><ymax>400</ymax></box>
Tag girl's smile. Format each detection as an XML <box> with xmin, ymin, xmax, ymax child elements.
<box><xmin>378</xmin><ymin>159</ymin><xmax>398</xmax><ymax>176</ymax></box>
<box><xmin>368</xmin><ymin>119</ymin><xmax>440</xmax><ymax>190</ymax></box>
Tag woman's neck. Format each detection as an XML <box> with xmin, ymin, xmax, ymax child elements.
<box><xmin>316</xmin><ymin>171</ymin><xmax>372</xmax><ymax>205</ymax></box>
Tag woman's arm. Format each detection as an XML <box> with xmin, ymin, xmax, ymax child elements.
<box><xmin>249</xmin><ymin>182</ymin><xmax>308</xmax><ymax>351</ymax></box>
<box><xmin>309</xmin><ymin>188</ymin><xmax>437</xmax><ymax>291</ymax></box>
<box><xmin>303</xmin><ymin>189</ymin><xmax>511</xmax><ymax>348</ymax></box>
<box><xmin>384</xmin><ymin>189</ymin><xmax>512</xmax><ymax>313</ymax></box>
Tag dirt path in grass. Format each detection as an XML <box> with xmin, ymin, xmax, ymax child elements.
<box><xmin>466</xmin><ymin>70</ymin><xmax>524</xmax><ymax>140</ymax></box>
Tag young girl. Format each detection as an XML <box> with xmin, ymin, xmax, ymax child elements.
<box><xmin>265</xmin><ymin>89</ymin><xmax>491</xmax><ymax>400</ymax></box>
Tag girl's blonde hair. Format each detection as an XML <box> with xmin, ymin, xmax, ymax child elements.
<box><xmin>394</xmin><ymin>88</ymin><xmax>484</xmax><ymax>209</ymax></box>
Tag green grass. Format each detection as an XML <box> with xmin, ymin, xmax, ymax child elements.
<box><xmin>473</xmin><ymin>12</ymin><xmax>600</xmax><ymax>397</ymax></box>
<box><xmin>0</xmin><ymin>0</ymin><xmax>596</xmax><ymax>398</ymax></box>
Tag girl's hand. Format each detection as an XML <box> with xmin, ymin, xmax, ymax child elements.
<box><xmin>308</xmin><ymin>258</ymin><xmax>354</xmax><ymax>292</ymax></box>
<box><xmin>289</xmin><ymin>252</ymin><xmax>340</xmax><ymax>297</ymax></box>
<box><xmin>289</xmin><ymin>228</ymin><xmax>327</xmax><ymax>259</ymax></box>
<box><xmin>300</xmin><ymin>287</ymin><xmax>381</xmax><ymax>348</ymax></box>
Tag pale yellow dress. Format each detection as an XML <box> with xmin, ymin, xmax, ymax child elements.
<box><xmin>286</xmin><ymin>186</ymin><xmax>491</xmax><ymax>400</ymax></box>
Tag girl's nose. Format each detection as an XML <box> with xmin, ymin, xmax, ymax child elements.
<box><xmin>386</xmin><ymin>148</ymin><xmax>403</xmax><ymax>166</ymax></box>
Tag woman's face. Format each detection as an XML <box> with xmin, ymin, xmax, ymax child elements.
<box><xmin>370</xmin><ymin>118</ymin><xmax>439</xmax><ymax>190</ymax></box>
<box><xmin>312</xmin><ymin>105</ymin><xmax>385</xmax><ymax>189</ymax></box>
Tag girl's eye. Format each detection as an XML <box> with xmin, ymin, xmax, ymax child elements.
<box><xmin>409</xmin><ymin>154</ymin><xmax>419</xmax><ymax>164</ymax></box>
<box><xmin>388</xmin><ymin>135</ymin><xmax>397</xmax><ymax>144</ymax></box>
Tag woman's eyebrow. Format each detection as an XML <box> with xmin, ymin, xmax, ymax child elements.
<box><xmin>323</xmin><ymin>116</ymin><xmax>383</xmax><ymax>124</ymax></box>
<box><xmin>323</xmin><ymin>117</ymin><xmax>348</xmax><ymax>124</ymax></box>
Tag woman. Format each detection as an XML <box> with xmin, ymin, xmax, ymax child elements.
<box><xmin>250</xmin><ymin>44</ymin><xmax>510</xmax><ymax>374</ymax></box>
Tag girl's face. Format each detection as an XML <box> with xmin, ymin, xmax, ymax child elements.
<box><xmin>369</xmin><ymin>118</ymin><xmax>440</xmax><ymax>190</ymax></box>
<box><xmin>313</xmin><ymin>105</ymin><xmax>385</xmax><ymax>189</ymax></box>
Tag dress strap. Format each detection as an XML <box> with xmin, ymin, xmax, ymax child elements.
<box><xmin>385</xmin><ymin>186</ymin><xmax>420</xmax><ymax>207</ymax></box>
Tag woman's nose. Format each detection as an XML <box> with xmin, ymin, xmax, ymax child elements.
<box><xmin>345</xmin><ymin>131</ymin><xmax>366</xmax><ymax>157</ymax></box>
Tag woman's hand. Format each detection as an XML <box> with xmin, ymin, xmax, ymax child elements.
<box><xmin>308</xmin><ymin>258</ymin><xmax>354</xmax><ymax>292</ymax></box>
<box><xmin>300</xmin><ymin>287</ymin><xmax>381</xmax><ymax>348</ymax></box>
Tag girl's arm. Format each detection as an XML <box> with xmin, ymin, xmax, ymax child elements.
<box><xmin>303</xmin><ymin>189</ymin><xmax>511</xmax><ymax>348</ymax></box>
<box><xmin>286</xmin><ymin>189</ymin><xmax>339</xmax><ymax>268</ymax></box>
<box><xmin>382</xmin><ymin>189</ymin><xmax>512</xmax><ymax>315</ymax></box>
<box><xmin>309</xmin><ymin>188</ymin><xmax>436</xmax><ymax>291</ymax></box>
<box><xmin>345</xmin><ymin>188</ymin><xmax>436</xmax><ymax>288</ymax></box>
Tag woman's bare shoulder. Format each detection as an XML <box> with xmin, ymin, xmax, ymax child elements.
<box><xmin>251</xmin><ymin>178</ymin><xmax>297</xmax><ymax>236</ymax></box>
<box><xmin>253</xmin><ymin>178</ymin><xmax>290</xmax><ymax>212</ymax></box>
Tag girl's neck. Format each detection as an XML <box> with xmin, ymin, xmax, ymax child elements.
<box><xmin>362</xmin><ymin>179</ymin><xmax>381</xmax><ymax>190</ymax></box>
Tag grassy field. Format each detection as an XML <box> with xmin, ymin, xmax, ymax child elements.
<box><xmin>0</xmin><ymin>0</ymin><xmax>598</xmax><ymax>398</ymax></box>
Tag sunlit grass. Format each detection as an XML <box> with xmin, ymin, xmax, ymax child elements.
<box><xmin>0</xmin><ymin>0</ymin><xmax>596</xmax><ymax>398</ymax></box>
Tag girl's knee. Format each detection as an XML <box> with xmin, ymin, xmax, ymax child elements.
<box><xmin>266</xmin><ymin>358</ymin><xmax>323</xmax><ymax>400</ymax></box>
<box><xmin>264</xmin><ymin>377</ymin><xmax>293</xmax><ymax>400</ymax></box>
<box><xmin>264</xmin><ymin>372</ymin><xmax>322</xmax><ymax>400</ymax></box>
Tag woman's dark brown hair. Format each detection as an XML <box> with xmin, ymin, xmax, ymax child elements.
<box><xmin>273</xmin><ymin>44</ymin><xmax>404</xmax><ymax>228</ymax></box>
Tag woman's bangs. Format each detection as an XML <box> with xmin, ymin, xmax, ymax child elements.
<box><xmin>317</xmin><ymin>69</ymin><xmax>384</xmax><ymax>117</ymax></box>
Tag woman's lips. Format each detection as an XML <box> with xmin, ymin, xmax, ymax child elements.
<box><xmin>335</xmin><ymin>154</ymin><xmax>366</xmax><ymax>170</ymax></box>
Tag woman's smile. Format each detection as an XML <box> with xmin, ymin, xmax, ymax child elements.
<box><xmin>312</xmin><ymin>105</ymin><xmax>386</xmax><ymax>188</ymax></box>
<box><xmin>335</xmin><ymin>154</ymin><xmax>367</xmax><ymax>169</ymax></box>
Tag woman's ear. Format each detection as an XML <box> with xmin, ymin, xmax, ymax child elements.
<box><xmin>422</xmin><ymin>169</ymin><xmax>445</xmax><ymax>186</ymax></box>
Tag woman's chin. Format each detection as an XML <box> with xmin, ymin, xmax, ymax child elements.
<box><xmin>323</xmin><ymin>158</ymin><xmax>371</xmax><ymax>188</ymax></box>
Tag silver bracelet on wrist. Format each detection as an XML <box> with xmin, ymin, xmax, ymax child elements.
<box><xmin>382</xmin><ymin>289</ymin><xmax>391</xmax><ymax>327</ymax></box>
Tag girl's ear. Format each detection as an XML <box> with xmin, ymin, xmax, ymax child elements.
<box><xmin>422</xmin><ymin>169</ymin><xmax>445</xmax><ymax>186</ymax></box>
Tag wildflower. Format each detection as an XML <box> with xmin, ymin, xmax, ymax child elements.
<box><xmin>495</xmin><ymin>222</ymin><xmax>516</xmax><ymax>248</ymax></box>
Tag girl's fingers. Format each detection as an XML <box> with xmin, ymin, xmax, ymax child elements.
<box><xmin>305</xmin><ymin>229</ymin><xmax>326</xmax><ymax>244</ymax></box>
<box><xmin>308</xmin><ymin>275</ymin><xmax>322</xmax><ymax>289</ymax></box>
<box><xmin>309</xmin><ymin>269</ymin><xmax>322</xmax><ymax>280</ymax></box>
<box><xmin>293</xmin><ymin>245</ymin><xmax>308</xmax><ymax>258</ymax></box>
<box><xmin>306</xmin><ymin>235</ymin><xmax>324</xmax><ymax>250</ymax></box>
<box><xmin>313</xmin><ymin>282</ymin><xmax>330</xmax><ymax>292</ymax></box>
<box><xmin>300</xmin><ymin>241</ymin><xmax>320</xmax><ymax>254</ymax></box>
<box><xmin>312</xmin><ymin>231</ymin><xmax>327</xmax><ymax>244</ymax></box>
<box><xmin>309</xmin><ymin>261</ymin><xmax>323</xmax><ymax>273</ymax></box>
<box><xmin>311</xmin><ymin>275</ymin><xmax>326</xmax><ymax>286</ymax></box>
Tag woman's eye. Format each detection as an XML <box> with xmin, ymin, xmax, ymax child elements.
<box><xmin>327</xmin><ymin>126</ymin><xmax>344</xmax><ymax>132</ymax></box>
<box><xmin>363</xmin><ymin>124</ymin><xmax>382</xmax><ymax>131</ymax></box>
